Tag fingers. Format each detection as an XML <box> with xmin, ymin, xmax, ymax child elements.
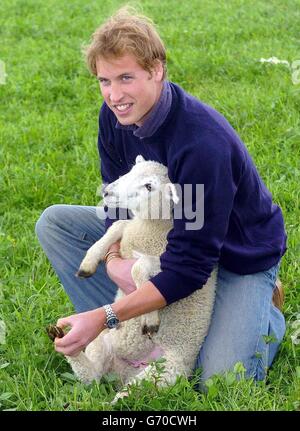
<box><xmin>110</xmin><ymin>241</ymin><xmax>121</xmax><ymax>253</ymax></box>
<box><xmin>56</xmin><ymin>317</ymin><xmax>73</xmax><ymax>329</ymax></box>
<box><xmin>54</xmin><ymin>318</ymin><xmax>87</xmax><ymax>357</ymax></box>
<box><xmin>54</xmin><ymin>333</ymin><xmax>84</xmax><ymax>356</ymax></box>
<box><xmin>55</xmin><ymin>341</ymin><xmax>83</xmax><ymax>357</ymax></box>
<box><xmin>55</xmin><ymin>327</ymin><xmax>78</xmax><ymax>347</ymax></box>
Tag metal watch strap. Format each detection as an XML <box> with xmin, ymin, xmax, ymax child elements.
<box><xmin>103</xmin><ymin>304</ymin><xmax>119</xmax><ymax>328</ymax></box>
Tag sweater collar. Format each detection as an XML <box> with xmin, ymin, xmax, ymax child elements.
<box><xmin>115</xmin><ymin>80</ymin><xmax>172</xmax><ymax>139</ymax></box>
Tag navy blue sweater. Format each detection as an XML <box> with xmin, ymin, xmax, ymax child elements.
<box><xmin>97</xmin><ymin>82</ymin><xmax>287</xmax><ymax>305</ymax></box>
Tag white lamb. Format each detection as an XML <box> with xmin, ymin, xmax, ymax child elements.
<box><xmin>66</xmin><ymin>155</ymin><xmax>217</xmax><ymax>402</ymax></box>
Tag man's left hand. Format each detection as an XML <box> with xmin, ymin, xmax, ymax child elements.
<box><xmin>54</xmin><ymin>308</ymin><xmax>105</xmax><ymax>357</ymax></box>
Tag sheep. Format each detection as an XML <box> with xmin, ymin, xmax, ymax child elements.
<box><xmin>66</xmin><ymin>155</ymin><xmax>217</xmax><ymax>402</ymax></box>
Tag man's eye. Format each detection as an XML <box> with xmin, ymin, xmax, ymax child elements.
<box><xmin>99</xmin><ymin>79</ymin><xmax>110</xmax><ymax>86</ymax></box>
<box><xmin>122</xmin><ymin>76</ymin><xmax>132</xmax><ymax>81</ymax></box>
<box><xmin>144</xmin><ymin>183</ymin><xmax>152</xmax><ymax>191</ymax></box>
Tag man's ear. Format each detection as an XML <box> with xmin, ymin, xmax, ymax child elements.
<box><xmin>135</xmin><ymin>155</ymin><xmax>146</xmax><ymax>164</ymax></box>
<box><xmin>152</xmin><ymin>59</ymin><xmax>164</xmax><ymax>82</ymax></box>
<box><xmin>164</xmin><ymin>183</ymin><xmax>179</xmax><ymax>204</ymax></box>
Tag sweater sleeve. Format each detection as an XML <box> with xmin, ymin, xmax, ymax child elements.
<box><xmin>97</xmin><ymin>104</ymin><xmax>131</xmax><ymax>230</ymax></box>
<box><xmin>149</xmin><ymin>131</ymin><xmax>244</xmax><ymax>304</ymax></box>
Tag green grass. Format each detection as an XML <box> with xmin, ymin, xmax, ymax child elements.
<box><xmin>0</xmin><ymin>0</ymin><xmax>299</xmax><ymax>411</ymax></box>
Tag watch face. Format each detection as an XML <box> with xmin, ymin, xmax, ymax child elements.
<box><xmin>107</xmin><ymin>318</ymin><xmax>119</xmax><ymax>329</ymax></box>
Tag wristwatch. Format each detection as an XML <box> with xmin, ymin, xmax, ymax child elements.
<box><xmin>103</xmin><ymin>304</ymin><xmax>120</xmax><ymax>329</ymax></box>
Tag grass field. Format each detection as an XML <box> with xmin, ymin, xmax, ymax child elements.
<box><xmin>0</xmin><ymin>0</ymin><xmax>299</xmax><ymax>411</ymax></box>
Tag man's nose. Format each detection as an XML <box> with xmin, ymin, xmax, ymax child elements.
<box><xmin>109</xmin><ymin>83</ymin><xmax>124</xmax><ymax>103</ymax></box>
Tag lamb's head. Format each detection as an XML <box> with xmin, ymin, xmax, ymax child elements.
<box><xmin>103</xmin><ymin>155</ymin><xmax>179</xmax><ymax>220</ymax></box>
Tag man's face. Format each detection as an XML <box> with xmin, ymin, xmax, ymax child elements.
<box><xmin>96</xmin><ymin>54</ymin><xmax>164</xmax><ymax>126</ymax></box>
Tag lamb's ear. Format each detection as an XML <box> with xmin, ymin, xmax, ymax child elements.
<box><xmin>135</xmin><ymin>155</ymin><xmax>145</xmax><ymax>164</ymax></box>
<box><xmin>164</xmin><ymin>183</ymin><xmax>179</xmax><ymax>204</ymax></box>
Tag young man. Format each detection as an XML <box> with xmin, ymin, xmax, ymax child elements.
<box><xmin>36</xmin><ymin>7</ymin><xmax>286</xmax><ymax>382</ymax></box>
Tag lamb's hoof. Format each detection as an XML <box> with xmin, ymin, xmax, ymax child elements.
<box><xmin>142</xmin><ymin>324</ymin><xmax>160</xmax><ymax>337</ymax></box>
<box><xmin>76</xmin><ymin>268</ymin><xmax>93</xmax><ymax>278</ymax></box>
<box><xmin>46</xmin><ymin>325</ymin><xmax>64</xmax><ymax>342</ymax></box>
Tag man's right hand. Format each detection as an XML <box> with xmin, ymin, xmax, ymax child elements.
<box><xmin>106</xmin><ymin>242</ymin><xmax>138</xmax><ymax>295</ymax></box>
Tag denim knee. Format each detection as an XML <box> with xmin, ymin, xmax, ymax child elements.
<box><xmin>35</xmin><ymin>205</ymin><xmax>60</xmax><ymax>242</ymax></box>
<box><xmin>35</xmin><ymin>204</ymin><xmax>77</xmax><ymax>238</ymax></box>
<box><xmin>35</xmin><ymin>205</ymin><xmax>55</xmax><ymax>239</ymax></box>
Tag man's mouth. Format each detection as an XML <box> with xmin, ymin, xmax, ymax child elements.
<box><xmin>113</xmin><ymin>103</ymin><xmax>133</xmax><ymax>114</ymax></box>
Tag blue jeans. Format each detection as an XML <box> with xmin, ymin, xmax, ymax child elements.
<box><xmin>35</xmin><ymin>204</ymin><xmax>286</xmax><ymax>382</ymax></box>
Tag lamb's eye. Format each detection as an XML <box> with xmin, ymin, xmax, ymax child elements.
<box><xmin>144</xmin><ymin>183</ymin><xmax>152</xmax><ymax>191</ymax></box>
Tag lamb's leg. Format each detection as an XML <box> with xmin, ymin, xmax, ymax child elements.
<box><xmin>112</xmin><ymin>350</ymin><xmax>186</xmax><ymax>404</ymax></box>
<box><xmin>65</xmin><ymin>352</ymin><xmax>101</xmax><ymax>385</ymax></box>
<box><xmin>77</xmin><ymin>220</ymin><xmax>129</xmax><ymax>278</ymax></box>
<box><xmin>66</xmin><ymin>332</ymin><xmax>112</xmax><ymax>385</ymax></box>
<box><xmin>131</xmin><ymin>255</ymin><xmax>161</xmax><ymax>335</ymax></box>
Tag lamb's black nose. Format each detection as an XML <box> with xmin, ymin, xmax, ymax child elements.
<box><xmin>102</xmin><ymin>184</ymin><xmax>110</xmax><ymax>197</ymax></box>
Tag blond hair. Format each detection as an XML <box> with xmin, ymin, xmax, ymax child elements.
<box><xmin>84</xmin><ymin>6</ymin><xmax>167</xmax><ymax>79</ymax></box>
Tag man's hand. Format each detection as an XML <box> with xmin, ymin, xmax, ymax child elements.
<box><xmin>54</xmin><ymin>308</ymin><xmax>105</xmax><ymax>357</ymax></box>
<box><xmin>106</xmin><ymin>242</ymin><xmax>138</xmax><ymax>295</ymax></box>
